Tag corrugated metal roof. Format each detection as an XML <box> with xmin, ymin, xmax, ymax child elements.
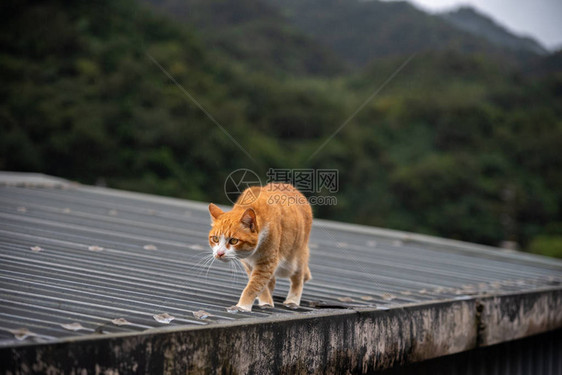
<box><xmin>0</xmin><ymin>172</ymin><xmax>561</xmax><ymax>348</ymax></box>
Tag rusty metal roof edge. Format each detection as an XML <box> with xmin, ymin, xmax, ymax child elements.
<box><xmin>5</xmin><ymin>285</ymin><xmax>561</xmax><ymax>350</ymax></box>
<box><xmin>2</xmin><ymin>288</ymin><xmax>561</xmax><ymax>374</ymax></box>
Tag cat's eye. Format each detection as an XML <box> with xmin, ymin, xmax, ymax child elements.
<box><xmin>229</xmin><ymin>238</ymin><xmax>239</xmax><ymax>245</ymax></box>
<box><xmin>211</xmin><ymin>236</ymin><xmax>219</xmax><ymax>243</ymax></box>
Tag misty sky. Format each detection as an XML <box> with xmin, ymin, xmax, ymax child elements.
<box><xmin>385</xmin><ymin>0</ymin><xmax>562</xmax><ymax>50</ymax></box>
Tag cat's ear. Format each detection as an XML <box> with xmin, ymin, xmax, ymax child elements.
<box><xmin>208</xmin><ymin>203</ymin><xmax>224</xmax><ymax>223</ymax></box>
<box><xmin>240</xmin><ymin>208</ymin><xmax>257</xmax><ymax>232</ymax></box>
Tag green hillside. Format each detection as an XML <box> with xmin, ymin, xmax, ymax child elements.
<box><xmin>141</xmin><ymin>0</ymin><xmax>346</xmax><ymax>76</ymax></box>
<box><xmin>0</xmin><ymin>0</ymin><xmax>345</xmax><ymax>197</ymax></box>
<box><xmin>333</xmin><ymin>52</ymin><xmax>562</xmax><ymax>246</ymax></box>
<box><xmin>440</xmin><ymin>7</ymin><xmax>546</xmax><ymax>55</ymax></box>
<box><xmin>1</xmin><ymin>0</ymin><xmax>561</xmax><ymax>256</ymax></box>
<box><xmin>266</xmin><ymin>0</ymin><xmax>540</xmax><ymax>67</ymax></box>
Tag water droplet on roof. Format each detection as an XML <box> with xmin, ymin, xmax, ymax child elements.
<box><xmin>88</xmin><ymin>245</ymin><xmax>104</xmax><ymax>252</ymax></box>
<box><xmin>30</xmin><ymin>246</ymin><xmax>43</xmax><ymax>253</ymax></box>
<box><xmin>143</xmin><ymin>244</ymin><xmax>158</xmax><ymax>251</ymax></box>
<box><xmin>360</xmin><ymin>296</ymin><xmax>374</xmax><ymax>301</ymax></box>
<box><xmin>61</xmin><ymin>322</ymin><xmax>86</xmax><ymax>331</ymax></box>
<box><xmin>193</xmin><ymin>310</ymin><xmax>210</xmax><ymax>319</ymax></box>
<box><xmin>189</xmin><ymin>244</ymin><xmax>204</xmax><ymax>251</ymax></box>
<box><xmin>381</xmin><ymin>293</ymin><xmax>396</xmax><ymax>301</ymax></box>
<box><xmin>153</xmin><ymin>313</ymin><xmax>175</xmax><ymax>324</ymax></box>
<box><xmin>9</xmin><ymin>328</ymin><xmax>36</xmax><ymax>340</ymax></box>
<box><xmin>111</xmin><ymin>318</ymin><xmax>132</xmax><ymax>326</ymax></box>
<box><xmin>226</xmin><ymin>305</ymin><xmax>244</xmax><ymax>313</ymax></box>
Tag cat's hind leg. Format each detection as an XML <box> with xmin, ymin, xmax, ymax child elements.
<box><xmin>283</xmin><ymin>270</ymin><xmax>304</xmax><ymax>309</ymax></box>
<box><xmin>304</xmin><ymin>265</ymin><xmax>312</xmax><ymax>282</ymax></box>
<box><xmin>257</xmin><ymin>277</ymin><xmax>275</xmax><ymax>308</ymax></box>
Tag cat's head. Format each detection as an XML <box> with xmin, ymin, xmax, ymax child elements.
<box><xmin>207</xmin><ymin>203</ymin><xmax>259</xmax><ymax>262</ymax></box>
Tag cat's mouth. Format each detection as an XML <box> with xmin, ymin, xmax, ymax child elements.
<box><xmin>214</xmin><ymin>252</ymin><xmax>237</xmax><ymax>262</ymax></box>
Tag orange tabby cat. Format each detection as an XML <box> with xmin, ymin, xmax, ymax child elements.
<box><xmin>208</xmin><ymin>183</ymin><xmax>312</xmax><ymax>312</ymax></box>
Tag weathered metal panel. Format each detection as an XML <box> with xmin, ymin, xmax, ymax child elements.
<box><xmin>0</xmin><ymin>173</ymin><xmax>561</xmax><ymax>373</ymax></box>
<box><xmin>0</xmin><ymin>301</ymin><xmax>476</xmax><ymax>374</ymax></box>
<box><xmin>477</xmin><ymin>290</ymin><xmax>562</xmax><ymax>346</ymax></box>
<box><xmin>1</xmin><ymin>290</ymin><xmax>560</xmax><ymax>374</ymax></box>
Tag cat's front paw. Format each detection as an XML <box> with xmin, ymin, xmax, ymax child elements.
<box><xmin>226</xmin><ymin>305</ymin><xmax>252</xmax><ymax>313</ymax></box>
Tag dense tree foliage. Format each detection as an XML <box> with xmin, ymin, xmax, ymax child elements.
<box><xmin>264</xmin><ymin>0</ymin><xmax>541</xmax><ymax>67</ymax></box>
<box><xmin>1</xmin><ymin>0</ymin><xmax>561</xmax><ymax>256</ymax></box>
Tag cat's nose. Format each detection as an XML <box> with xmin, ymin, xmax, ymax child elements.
<box><xmin>216</xmin><ymin>250</ymin><xmax>225</xmax><ymax>258</ymax></box>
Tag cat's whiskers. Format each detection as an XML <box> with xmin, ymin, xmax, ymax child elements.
<box><xmin>190</xmin><ymin>253</ymin><xmax>212</xmax><ymax>268</ymax></box>
<box><xmin>228</xmin><ymin>259</ymin><xmax>238</xmax><ymax>283</ymax></box>
<box><xmin>186</xmin><ymin>251</ymin><xmax>210</xmax><ymax>265</ymax></box>
<box><xmin>231</xmin><ymin>258</ymin><xmax>245</xmax><ymax>284</ymax></box>
<box><xmin>190</xmin><ymin>253</ymin><xmax>215</xmax><ymax>279</ymax></box>
<box><xmin>204</xmin><ymin>257</ymin><xmax>216</xmax><ymax>281</ymax></box>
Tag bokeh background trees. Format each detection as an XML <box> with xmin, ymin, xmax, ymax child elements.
<box><xmin>2</xmin><ymin>0</ymin><xmax>561</xmax><ymax>256</ymax></box>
